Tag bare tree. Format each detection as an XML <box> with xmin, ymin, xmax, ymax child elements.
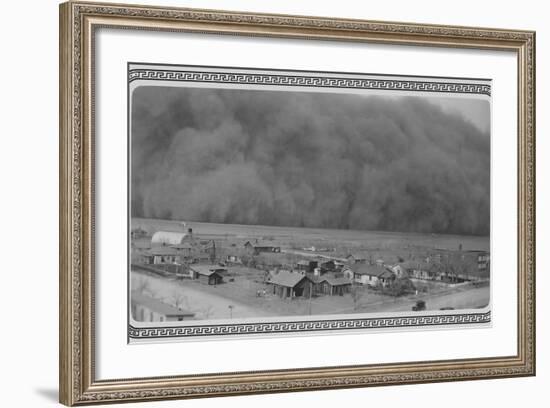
<box><xmin>351</xmin><ymin>285</ymin><xmax>363</xmax><ymax>310</ymax></box>
<box><xmin>170</xmin><ymin>290</ymin><xmax>189</xmax><ymax>310</ymax></box>
<box><xmin>134</xmin><ymin>276</ymin><xmax>151</xmax><ymax>295</ymax></box>
<box><xmin>200</xmin><ymin>305</ymin><xmax>215</xmax><ymax>320</ymax></box>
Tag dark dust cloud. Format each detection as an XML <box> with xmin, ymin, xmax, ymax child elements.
<box><xmin>131</xmin><ymin>86</ymin><xmax>490</xmax><ymax>235</ymax></box>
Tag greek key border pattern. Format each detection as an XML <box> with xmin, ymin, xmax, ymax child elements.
<box><xmin>129</xmin><ymin>311</ymin><xmax>490</xmax><ymax>339</ymax></box>
<box><xmin>129</xmin><ymin>69</ymin><xmax>491</xmax><ymax>95</ymax></box>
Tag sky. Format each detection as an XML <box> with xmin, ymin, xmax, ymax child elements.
<box><xmin>131</xmin><ymin>86</ymin><xmax>490</xmax><ymax>236</ymax></box>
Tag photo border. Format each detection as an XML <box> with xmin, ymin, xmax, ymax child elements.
<box><xmin>127</xmin><ymin>63</ymin><xmax>492</xmax><ymax>341</ymax></box>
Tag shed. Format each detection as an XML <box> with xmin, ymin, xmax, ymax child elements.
<box><xmin>190</xmin><ymin>265</ymin><xmax>224</xmax><ymax>285</ymax></box>
<box><xmin>318</xmin><ymin>276</ymin><xmax>352</xmax><ymax>296</ymax></box>
<box><xmin>267</xmin><ymin>270</ymin><xmax>313</xmax><ymax>299</ymax></box>
<box><xmin>131</xmin><ymin>291</ymin><xmax>195</xmax><ymax>322</ymax></box>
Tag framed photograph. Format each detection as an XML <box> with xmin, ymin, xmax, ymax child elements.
<box><xmin>59</xmin><ymin>1</ymin><xmax>535</xmax><ymax>405</ymax></box>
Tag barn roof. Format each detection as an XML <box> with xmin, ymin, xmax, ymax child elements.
<box><xmin>268</xmin><ymin>270</ymin><xmax>309</xmax><ymax>288</ymax></box>
<box><xmin>131</xmin><ymin>291</ymin><xmax>194</xmax><ymax>317</ymax></box>
<box><xmin>151</xmin><ymin>231</ymin><xmax>187</xmax><ymax>246</ymax></box>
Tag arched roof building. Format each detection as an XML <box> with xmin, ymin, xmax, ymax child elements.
<box><xmin>151</xmin><ymin>231</ymin><xmax>188</xmax><ymax>247</ymax></box>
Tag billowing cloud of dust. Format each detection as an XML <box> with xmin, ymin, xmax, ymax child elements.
<box><xmin>131</xmin><ymin>86</ymin><xmax>490</xmax><ymax>235</ymax></box>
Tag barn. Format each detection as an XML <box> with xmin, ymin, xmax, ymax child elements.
<box><xmin>151</xmin><ymin>231</ymin><xmax>188</xmax><ymax>247</ymax></box>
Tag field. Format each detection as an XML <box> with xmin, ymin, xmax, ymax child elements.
<box><xmin>130</xmin><ymin>218</ymin><xmax>490</xmax><ymax>322</ymax></box>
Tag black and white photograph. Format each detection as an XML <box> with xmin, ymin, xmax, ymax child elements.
<box><xmin>128</xmin><ymin>64</ymin><xmax>491</xmax><ymax>340</ymax></box>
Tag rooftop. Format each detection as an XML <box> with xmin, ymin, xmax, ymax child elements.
<box><xmin>352</xmin><ymin>264</ymin><xmax>389</xmax><ymax>277</ymax></box>
<box><xmin>190</xmin><ymin>265</ymin><xmax>225</xmax><ymax>276</ymax></box>
<box><xmin>268</xmin><ymin>270</ymin><xmax>309</xmax><ymax>287</ymax></box>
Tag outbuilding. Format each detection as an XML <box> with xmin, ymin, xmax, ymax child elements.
<box><xmin>267</xmin><ymin>270</ymin><xmax>313</xmax><ymax>299</ymax></box>
<box><xmin>190</xmin><ymin>265</ymin><xmax>225</xmax><ymax>285</ymax></box>
<box><xmin>318</xmin><ymin>276</ymin><xmax>353</xmax><ymax>296</ymax></box>
<box><xmin>131</xmin><ymin>291</ymin><xmax>195</xmax><ymax>322</ymax></box>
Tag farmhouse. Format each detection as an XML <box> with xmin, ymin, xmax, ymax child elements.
<box><xmin>171</xmin><ymin>242</ymin><xmax>194</xmax><ymax>258</ymax></box>
<box><xmin>296</xmin><ymin>259</ymin><xmax>317</xmax><ymax>273</ymax></box>
<box><xmin>319</xmin><ymin>259</ymin><xmax>336</xmax><ymax>273</ymax></box>
<box><xmin>190</xmin><ymin>265</ymin><xmax>224</xmax><ymax>285</ymax></box>
<box><xmin>131</xmin><ymin>291</ymin><xmax>195</xmax><ymax>322</ymax></box>
<box><xmin>140</xmin><ymin>246</ymin><xmax>181</xmax><ymax>265</ymax></box>
<box><xmin>352</xmin><ymin>264</ymin><xmax>396</xmax><ymax>287</ymax></box>
<box><xmin>244</xmin><ymin>240</ymin><xmax>281</xmax><ymax>255</ymax></box>
<box><xmin>399</xmin><ymin>260</ymin><xmax>433</xmax><ymax>280</ymax></box>
<box><xmin>341</xmin><ymin>267</ymin><xmax>354</xmax><ymax>281</ymax></box>
<box><xmin>346</xmin><ymin>253</ymin><xmax>368</xmax><ymax>264</ymax></box>
<box><xmin>267</xmin><ymin>270</ymin><xmax>313</xmax><ymax>299</ymax></box>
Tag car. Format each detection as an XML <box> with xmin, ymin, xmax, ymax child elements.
<box><xmin>412</xmin><ymin>300</ymin><xmax>426</xmax><ymax>311</ymax></box>
<box><xmin>440</xmin><ymin>307</ymin><xmax>455</xmax><ymax>310</ymax></box>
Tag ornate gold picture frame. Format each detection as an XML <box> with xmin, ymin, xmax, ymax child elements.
<box><xmin>59</xmin><ymin>1</ymin><xmax>535</xmax><ymax>405</ymax></box>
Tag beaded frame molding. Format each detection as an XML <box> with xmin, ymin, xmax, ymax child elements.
<box><xmin>59</xmin><ymin>1</ymin><xmax>535</xmax><ymax>405</ymax></box>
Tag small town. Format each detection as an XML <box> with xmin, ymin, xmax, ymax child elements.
<box><xmin>130</xmin><ymin>220</ymin><xmax>490</xmax><ymax>323</ymax></box>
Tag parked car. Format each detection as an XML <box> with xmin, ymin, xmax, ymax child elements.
<box><xmin>412</xmin><ymin>300</ymin><xmax>426</xmax><ymax>311</ymax></box>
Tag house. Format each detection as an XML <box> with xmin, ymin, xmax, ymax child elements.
<box><xmin>131</xmin><ymin>291</ymin><xmax>195</xmax><ymax>322</ymax></box>
<box><xmin>267</xmin><ymin>270</ymin><xmax>313</xmax><ymax>299</ymax></box>
<box><xmin>225</xmin><ymin>254</ymin><xmax>243</xmax><ymax>264</ymax></box>
<box><xmin>244</xmin><ymin>240</ymin><xmax>281</xmax><ymax>255</ymax></box>
<box><xmin>317</xmin><ymin>276</ymin><xmax>353</xmax><ymax>296</ymax></box>
<box><xmin>352</xmin><ymin>264</ymin><xmax>396</xmax><ymax>287</ymax></box>
<box><xmin>296</xmin><ymin>259</ymin><xmax>317</xmax><ymax>273</ymax></box>
<box><xmin>346</xmin><ymin>253</ymin><xmax>368</xmax><ymax>264</ymax></box>
<box><xmin>341</xmin><ymin>267</ymin><xmax>354</xmax><ymax>281</ymax></box>
<box><xmin>319</xmin><ymin>260</ymin><xmax>336</xmax><ymax>273</ymax></box>
<box><xmin>140</xmin><ymin>246</ymin><xmax>181</xmax><ymax>265</ymax></box>
<box><xmin>171</xmin><ymin>242</ymin><xmax>194</xmax><ymax>259</ymax></box>
<box><xmin>130</xmin><ymin>227</ymin><xmax>148</xmax><ymax>240</ymax></box>
<box><xmin>190</xmin><ymin>265</ymin><xmax>224</xmax><ymax>285</ymax></box>
<box><xmin>389</xmin><ymin>263</ymin><xmax>409</xmax><ymax>278</ymax></box>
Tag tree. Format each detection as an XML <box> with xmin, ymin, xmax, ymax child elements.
<box><xmin>134</xmin><ymin>276</ymin><xmax>151</xmax><ymax>295</ymax></box>
<box><xmin>384</xmin><ymin>277</ymin><xmax>416</xmax><ymax>297</ymax></box>
<box><xmin>351</xmin><ymin>285</ymin><xmax>364</xmax><ymax>310</ymax></box>
<box><xmin>170</xmin><ymin>290</ymin><xmax>189</xmax><ymax>310</ymax></box>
